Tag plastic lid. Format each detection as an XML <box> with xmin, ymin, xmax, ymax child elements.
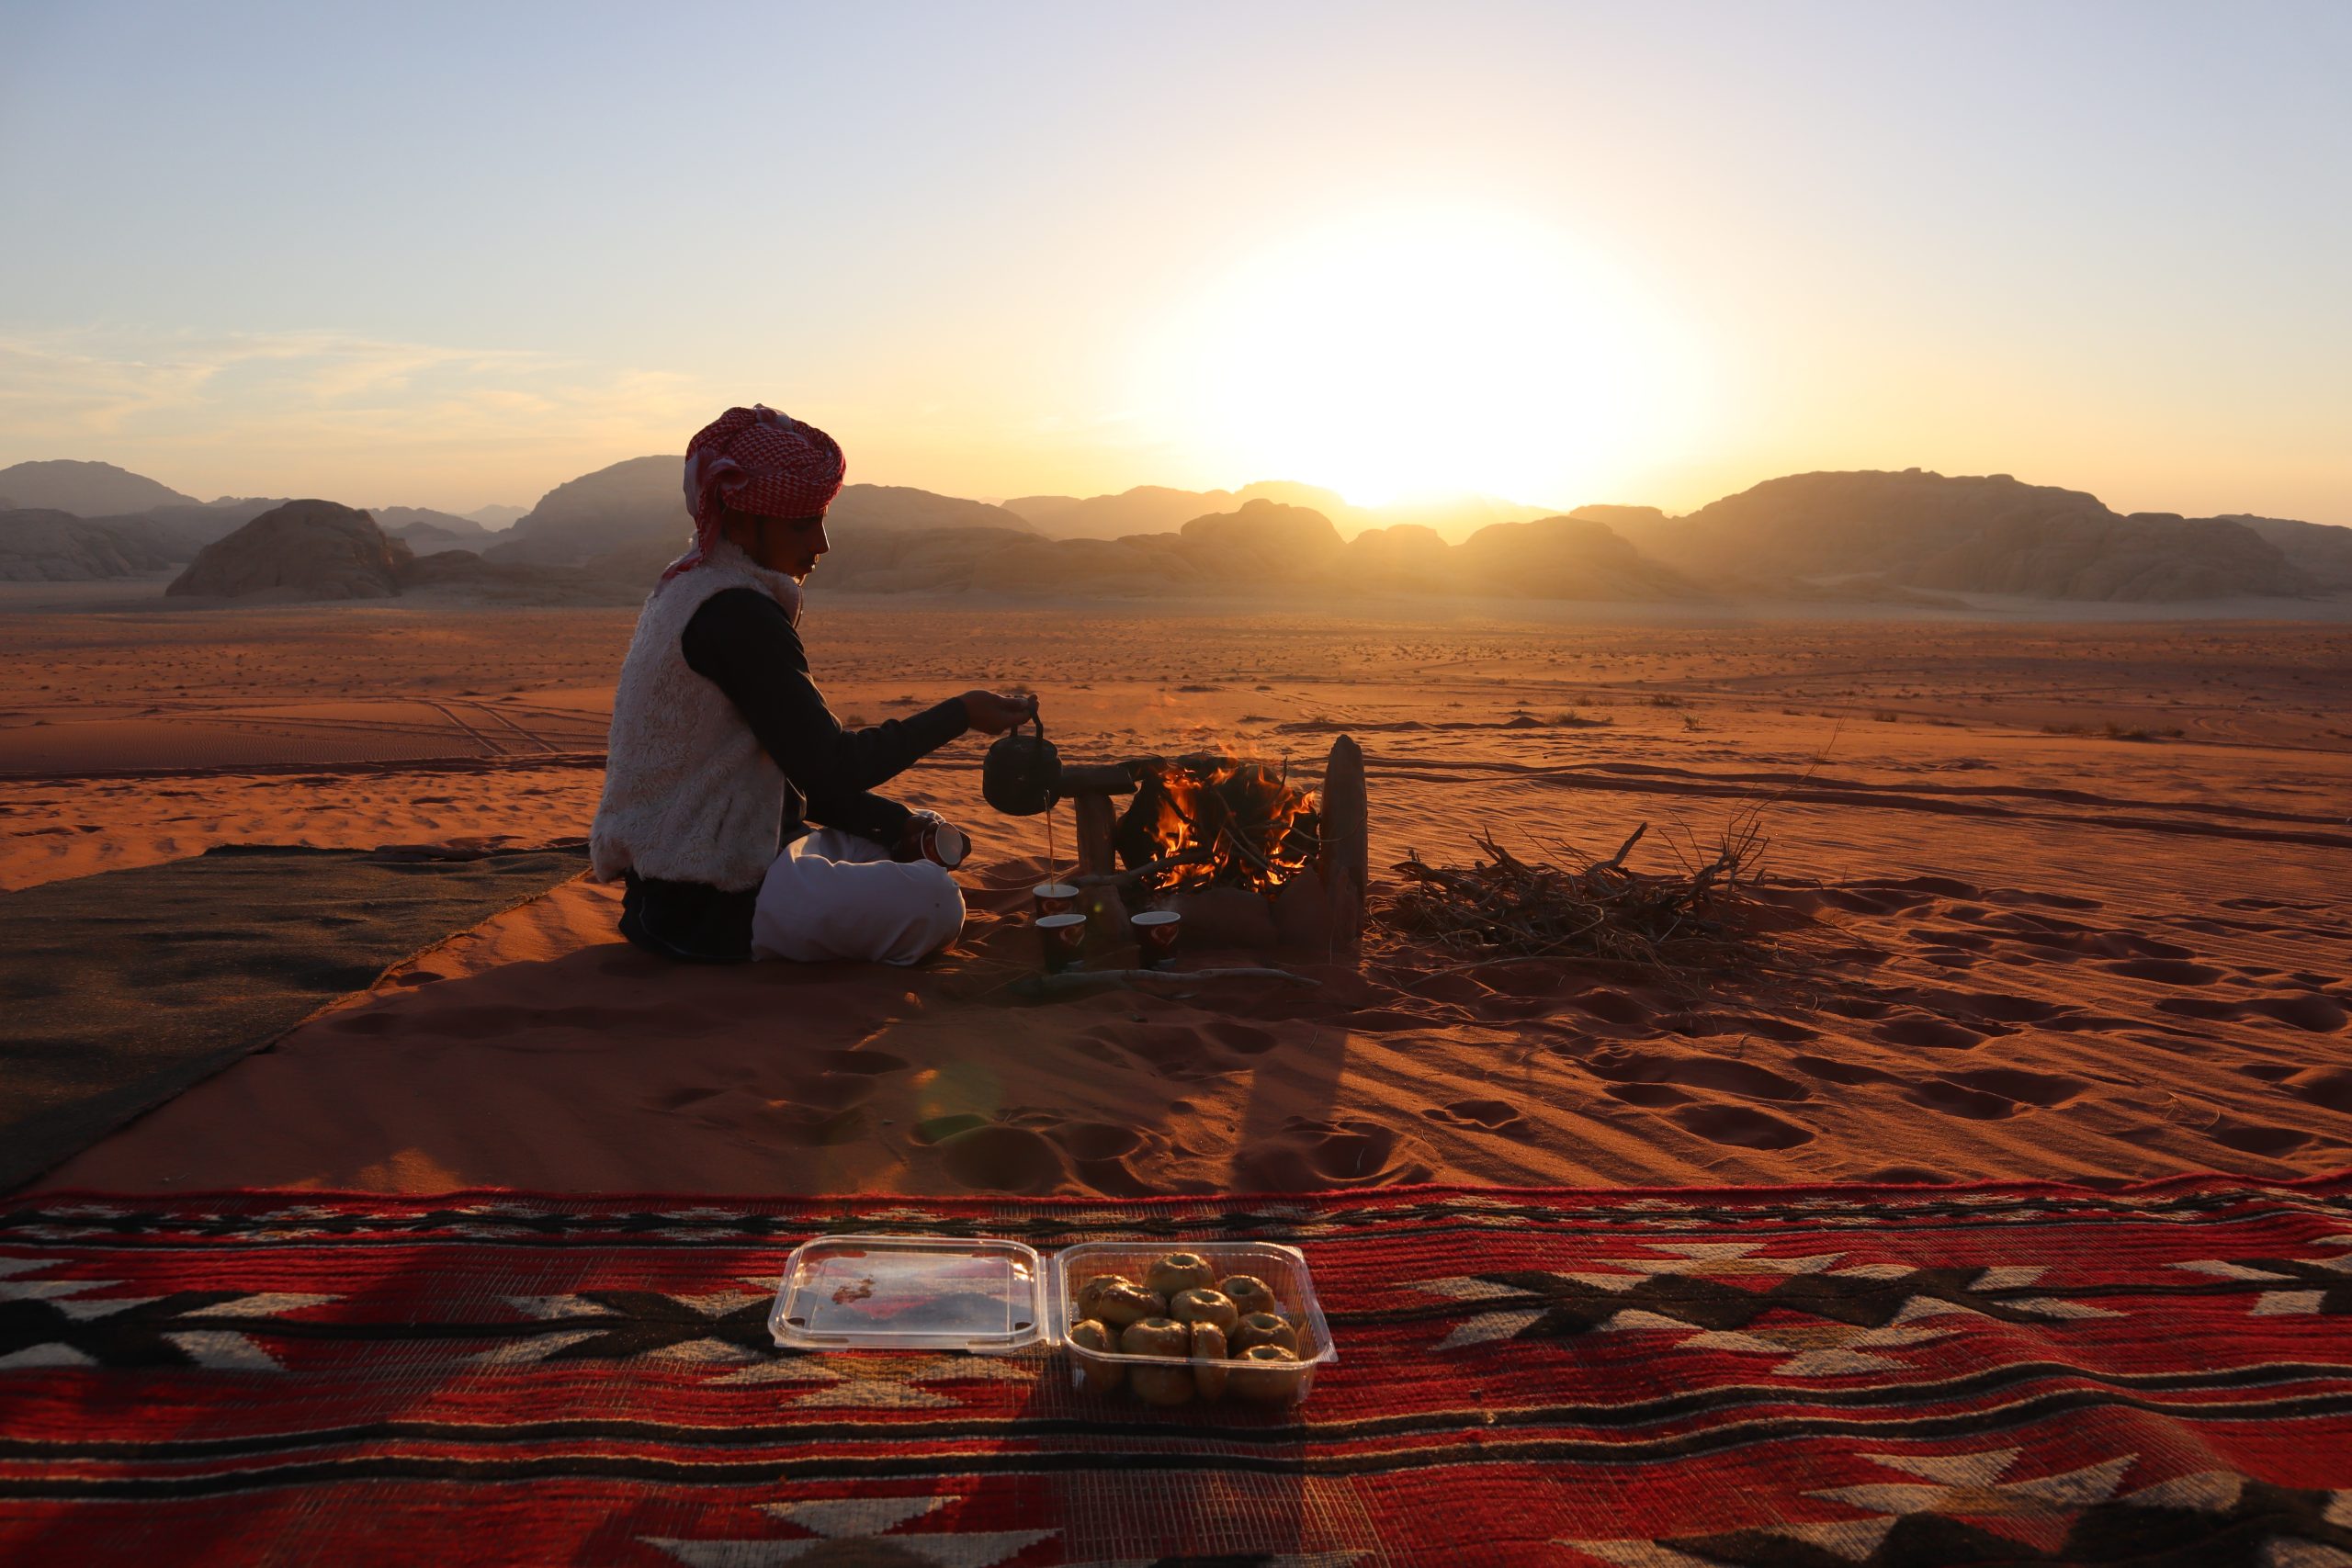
<box><xmin>769</xmin><ymin>1235</ymin><xmax>1047</xmax><ymax>1353</ymax></box>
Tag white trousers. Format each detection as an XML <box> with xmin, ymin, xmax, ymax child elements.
<box><xmin>750</xmin><ymin>828</ymin><xmax>966</xmax><ymax>965</ymax></box>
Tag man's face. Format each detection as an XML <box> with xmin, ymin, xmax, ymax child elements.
<box><xmin>746</xmin><ymin>514</ymin><xmax>831</xmax><ymax>581</ymax></box>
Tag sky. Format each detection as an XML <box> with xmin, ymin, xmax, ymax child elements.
<box><xmin>1</xmin><ymin>0</ymin><xmax>2347</xmax><ymax>523</ymax></box>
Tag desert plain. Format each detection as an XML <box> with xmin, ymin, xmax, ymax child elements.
<box><xmin>6</xmin><ymin>586</ymin><xmax>2349</xmax><ymax>1199</ymax></box>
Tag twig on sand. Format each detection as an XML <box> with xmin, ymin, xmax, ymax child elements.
<box><xmin>1375</xmin><ymin>815</ymin><xmax>1772</xmax><ymax>974</ymax></box>
<box><xmin>1013</xmin><ymin>965</ymin><xmax>1321</xmax><ymax>998</ymax></box>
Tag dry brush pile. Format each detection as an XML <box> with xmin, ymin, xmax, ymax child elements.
<box><xmin>1374</xmin><ymin>816</ymin><xmax>1778</xmax><ymax>974</ymax></box>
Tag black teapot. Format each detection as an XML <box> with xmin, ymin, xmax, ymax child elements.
<box><xmin>982</xmin><ymin>715</ymin><xmax>1061</xmax><ymax>817</ymax></box>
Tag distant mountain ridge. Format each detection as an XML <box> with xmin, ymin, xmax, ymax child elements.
<box><xmin>486</xmin><ymin>456</ymin><xmax>1039</xmax><ymax>567</ymax></box>
<box><xmin>1610</xmin><ymin>469</ymin><xmax>2308</xmax><ymax>602</ymax></box>
<box><xmin>2224</xmin><ymin>514</ymin><xmax>2352</xmax><ymax>592</ymax></box>
<box><xmin>1001</xmin><ymin>481</ymin><xmax>1555</xmax><ymax>542</ymax></box>
<box><xmin>372</xmin><ymin>507</ymin><xmax>506</xmax><ymax>551</ymax></box>
<box><xmin>6</xmin><ymin>454</ymin><xmax>2347</xmax><ymax>604</ymax></box>
<box><xmin>0</xmin><ymin>459</ymin><xmax>198</xmax><ymax>515</ymax></box>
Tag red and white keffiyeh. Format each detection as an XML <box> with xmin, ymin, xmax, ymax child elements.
<box><xmin>666</xmin><ymin>405</ymin><xmax>846</xmax><ymax>581</ymax></box>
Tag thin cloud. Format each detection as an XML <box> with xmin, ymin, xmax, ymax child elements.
<box><xmin>0</xmin><ymin>327</ymin><xmax>718</xmax><ymax>500</ymax></box>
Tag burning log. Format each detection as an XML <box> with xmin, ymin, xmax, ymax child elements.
<box><xmin>1113</xmin><ymin>752</ymin><xmax>1320</xmax><ymax>897</ymax></box>
<box><xmin>1050</xmin><ymin>733</ymin><xmax>1367</xmax><ymax>959</ymax></box>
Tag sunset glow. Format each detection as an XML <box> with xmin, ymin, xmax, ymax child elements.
<box><xmin>1144</xmin><ymin>211</ymin><xmax>1710</xmax><ymax>507</ymax></box>
<box><xmin>0</xmin><ymin>5</ymin><xmax>2345</xmax><ymax>523</ymax></box>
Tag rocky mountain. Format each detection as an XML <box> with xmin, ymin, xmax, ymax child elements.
<box><xmin>13</xmin><ymin>454</ymin><xmax>2335</xmax><ymax>605</ymax></box>
<box><xmin>1174</xmin><ymin>499</ymin><xmax>1346</xmax><ymax>581</ymax></box>
<box><xmin>374</xmin><ymin>507</ymin><xmax>503</xmax><ymax>553</ymax></box>
<box><xmin>464</xmin><ymin>502</ymin><xmax>528</xmax><ymax>529</ymax></box>
<box><xmin>376</xmin><ymin>512</ymin><xmax>505</xmax><ymax>549</ymax></box>
<box><xmin>1004</xmin><ymin>485</ymin><xmax>1244</xmax><ymax>539</ymax></box>
<box><xmin>487</xmin><ymin>456</ymin><xmax>684</xmax><ymax>565</ymax></box>
<box><xmin>1611</xmin><ymin>469</ymin><xmax>2304</xmax><ymax>602</ymax></box>
<box><xmin>1001</xmin><ymin>481</ymin><xmax>1554</xmax><ymax>542</ymax></box>
<box><xmin>0</xmin><ymin>459</ymin><xmax>198</xmax><ymax>516</ymax></box>
<box><xmin>165</xmin><ymin>501</ymin><xmax>414</xmax><ymax>601</ymax></box>
<box><xmin>808</xmin><ymin>499</ymin><xmax>1699</xmax><ymax>603</ymax></box>
<box><xmin>489</xmin><ymin>457</ymin><xmax>1037</xmax><ymax>567</ymax></box>
<box><xmin>2224</xmin><ymin>515</ymin><xmax>2352</xmax><ymax>592</ymax></box>
<box><xmin>0</xmin><ymin>510</ymin><xmax>187</xmax><ymax>581</ymax></box>
<box><xmin>829</xmin><ymin>484</ymin><xmax>1036</xmax><ymax>536</ymax></box>
<box><xmin>1453</xmin><ymin>514</ymin><xmax>1704</xmax><ymax>601</ymax></box>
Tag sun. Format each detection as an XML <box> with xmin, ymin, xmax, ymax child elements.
<box><xmin>1142</xmin><ymin>209</ymin><xmax>1708</xmax><ymax>510</ymax></box>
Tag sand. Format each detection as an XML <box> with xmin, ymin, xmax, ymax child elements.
<box><xmin>8</xmin><ymin>596</ymin><xmax>2350</xmax><ymax>1196</ymax></box>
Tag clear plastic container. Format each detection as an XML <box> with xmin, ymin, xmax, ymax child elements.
<box><xmin>768</xmin><ymin>1235</ymin><xmax>1046</xmax><ymax>1352</ymax></box>
<box><xmin>1051</xmin><ymin>1240</ymin><xmax>1337</xmax><ymax>1408</ymax></box>
<box><xmin>766</xmin><ymin>1234</ymin><xmax>1334</xmax><ymax>1407</ymax></box>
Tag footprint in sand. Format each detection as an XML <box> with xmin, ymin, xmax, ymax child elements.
<box><xmin>1604</xmin><ymin>1082</ymin><xmax>1691</xmax><ymax>1108</ymax></box>
<box><xmin>1792</xmin><ymin>1055</ymin><xmax>1901</xmax><ymax>1088</ymax></box>
<box><xmin>2278</xmin><ymin>1067</ymin><xmax>2352</xmax><ymax>1113</ymax></box>
<box><xmin>910</xmin><ymin>1112</ymin><xmax>989</xmax><ymax>1145</ymax></box>
<box><xmin>1045</xmin><ymin>1122</ymin><xmax>1161</xmax><ymax>1197</ymax></box>
<box><xmin>2201</xmin><ymin>1118</ymin><xmax>2313</xmax><ymax>1157</ymax></box>
<box><xmin>1585</xmin><ymin>1047</ymin><xmax>1812</xmax><ymax>1103</ymax></box>
<box><xmin>1235</xmin><ymin>1117</ymin><xmax>1432</xmax><ymax>1189</ymax></box>
<box><xmin>1047</xmin><ymin>1121</ymin><xmax>1144</xmax><ymax>1160</ymax></box>
<box><xmin>2108</xmin><ymin>958</ymin><xmax>2227</xmax><ymax>987</ymax></box>
<box><xmin>2159</xmin><ymin>993</ymin><xmax>2348</xmax><ymax>1032</ymax></box>
<box><xmin>765</xmin><ymin>1049</ymin><xmax>910</xmax><ymax>1111</ymax></box>
<box><xmin>1571</xmin><ymin>988</ymin><xmax>1657</xmax><ymax>1029</ymax></box>
<box><xmin>1668</xmin><ymin>1101</ymin><xmax>1813</xmax><ymax>1150</ymax></box>
<box><xmin>1872</xmin><ymin>1017</ymin><xmax>1985</xmax><ymax>1050</ymax></box>
<box><xmin>1896</xmin><ymin>987</ymin><xmax>2071</xmax><ymax>1025</ymax></box>
<box><xmin>2253</xmin><ymin>995</ymin><xmax>2347</xmax><ymax>1032</ymax></box>
<box><xmin>1905</xmin><ymin>1077</ymin><xmax>2030</xmax><ymax>1121</ymax></box>
<box><xmin>691</xmin><ymin>1089</ymin><xmax>867</xmax><ymax>1147</ymax></box>
<box><xmin>1080</xmin><ymin>1021</ymin><xmax>1240</xmax><ymax>1081</ymax></box>
<box><xmin>936</xmin><ymin>1123</ymin><xmax>1068</xmax><ymax>1193</ymax></box>
<box><xmin>1940</xmin><ymin>1067</ymin><xmax>2088</xmax><ymax>1107</ymax></box>
<box><xmin>1863</xmin><ymin>1164</ymin><xmax>1956</xmax><ymax>1184</ymax></box>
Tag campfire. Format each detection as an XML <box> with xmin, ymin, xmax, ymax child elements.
<box><xmin>1050</xmin><ymin>733</ymin><xmax>1368</xmax><ymax>958</ymax></box>
<box><xmin>1113</xmin><ymin>752</ymin><xmax>1322</xmax><ymax>897</ymax></box>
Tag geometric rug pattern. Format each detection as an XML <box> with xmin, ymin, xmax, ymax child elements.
<box><xmin>4</xmin><ymin>1178</ymin><xmax>2349</xmax><ymax>1564</ymax></box>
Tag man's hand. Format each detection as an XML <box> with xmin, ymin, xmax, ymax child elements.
<box><xmin>895</xmin><ymin>809</ymin><xmax>970</xmax><ymax>868</ymax></box>
<box><xmin>960</xmin><ymin>690</ymin><xmax>1037</xmax><ymax>735</ymax></box>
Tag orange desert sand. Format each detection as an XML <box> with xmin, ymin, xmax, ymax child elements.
<box><xmin>6</xmin><ymin>598</ymin><xmax>2349</xmax><ymax>1196</ymax></box>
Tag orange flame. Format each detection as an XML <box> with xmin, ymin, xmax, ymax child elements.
<box><xmin>1132</xmin><ymin>755</ymin><xmax>1319</xmax><ymax>896</ymax></box>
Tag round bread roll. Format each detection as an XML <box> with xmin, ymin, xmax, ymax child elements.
<box><xmin>1074</xmin><ymin>1273</ymin><xmax>1133</xmax><ymax>1322</ymax></box>
<box><xmin>1169</xmin><ymin>1287</ymin><xmax>1238</xmax><ymax>1333</ymax></box>
<box><xmin>1191</xmin><ymin>1322</ymin><xmax>1229</xmax><ymax>1402</ymax></box>
<box><xmin>1229</xmin><ymin>1312</ymin><xmax>1298</xmax><ymax>1356</ymax></box>
<box><xmin>1146</xmin><ymin>1252</ymin><xmax>1216</xmax><ymax>1298</ymax></box>
<box><xmin>1067</xmin><ymin>1318</ymin><xmax>1125</xmax><ymax>1394</ymax></box>
<box><xmin>1229</xmin><ymin>1343</ymin><xmax>1306</xmax><ymax>1404</ymax></box>
<box><xmin>1217</xmin><ymin>1275</ymin><xmax>1280</xmax><ymax>1318</ymax></box>
<box><xmin>1119</xmin><ymin>1315</ymin><xmax>1190</xmax><ymax>1359</ymax></box>
<box><xmin>1093</xmin><ymin>1281</ymin><xmax>1164</xmax><ymax>1328</ymax></box>
<box><xmin>1129</xmin><ymin>1363</ymin><xmax>1193</xmax><ymax>1406</ymax></box>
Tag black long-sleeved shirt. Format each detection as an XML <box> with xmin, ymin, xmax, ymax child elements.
<box><xmin>618</xmin><ymin>587</ymin><xmax>968</xmax><ymax>962</ymax></box>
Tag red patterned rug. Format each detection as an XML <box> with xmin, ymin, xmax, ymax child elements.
<box><xmin>5</xmin><ymin>1179</ymin><xmax>2351</xmax><ymax>1566</ymax></box>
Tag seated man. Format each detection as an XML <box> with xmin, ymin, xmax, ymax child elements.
<box><xmin>589</xmin><ymin>404</ymin><xmax>1034</xmax><ymax>964</ymax></box>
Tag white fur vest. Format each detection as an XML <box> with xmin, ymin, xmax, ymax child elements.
<box><xmin>590</xmin><ymin>541</ymin><xmax>804</xmax><ymax>891</ymax></box>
